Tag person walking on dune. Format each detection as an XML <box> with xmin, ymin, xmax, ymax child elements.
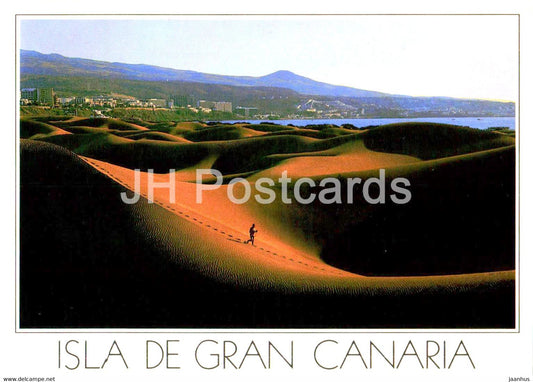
<box><xmin>246</xmin><ymin>223</ymin><xmax>258</xmax><ymax>245</ymax></box>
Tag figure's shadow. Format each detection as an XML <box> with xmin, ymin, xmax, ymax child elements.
<box><xmin>227</xmin><ymin>237</ymin><xmax>244</xmax><ymax>244</ymax></box>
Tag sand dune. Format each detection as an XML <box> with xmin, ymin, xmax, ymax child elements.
<box><xmin>81</xmin><ymin>143</ymin><xmax>514</xmax><ymax>279</ymax></box>
<box><xmin>363</xmin><ymin>122</ymin><xmax>515</xmax><ymax>159</ymax></box>
<box><xmin>182</xmin><ymin>125</ymin><xmax>267</xmax><ymax>141</ymax></box>
<box><xmin>20</xmin><ymin>118</ymin><xmax>72</xmax><ymax>139</ymax></box>
<box><xmin>249</xmin><ymin>139</ymin><xmax>421</xmax><ymax>179</ymax></box>
<box><xmin>53</xmin><ymin>117</ymin><xmax>149</xmax><ymax>131</ymax></box>
<box><xmin>19</xmin><ymin>119</ymin><xmax>516</xmax><ymax>328</ymax></box>
<box><xmin>117</xmin><ymin>130</ymin><xmax>192</xmax><ymax>142</ymax></box>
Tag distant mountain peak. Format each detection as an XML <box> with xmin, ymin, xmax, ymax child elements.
<box><xmin>266</xmin><ymin>70</ymin><xmax>297</xmax><ymax>77</ymax></box>
<box><xmin>20</xmin><ymin>50</ymin><xmax>386</xmax><ymax>98</ymax></box>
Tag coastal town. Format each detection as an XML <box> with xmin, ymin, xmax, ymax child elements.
<box><xmin>21</xmin><ymin>87</ymin><xmax>248</xmax><ymax>118</ymax></box>
<box><xmin>20</xmin><ymin>86</ymin><xmax>515</xmax><ymax>121</ymax></box>
<box><xmin>19</xmin><ymin>86</ymin><xmax>365</xmax><ymax>119</ymax></box>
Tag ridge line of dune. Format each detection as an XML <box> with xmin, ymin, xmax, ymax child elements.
<box><xmin>80</xmin><ymin>156</ymin><xmax>354</xmax><ymax>278</ymax></box>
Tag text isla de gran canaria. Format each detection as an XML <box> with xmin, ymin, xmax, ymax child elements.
<box><xmin>57</xmin><ymin>338</ymin><xmax>474</xmax><ymax>370</ymax></box>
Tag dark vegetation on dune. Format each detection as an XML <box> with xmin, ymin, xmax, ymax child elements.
<box><xmin>20</xmin><ymin>140</ymin><xmax>515</xmax><ymax>328</ymax></box>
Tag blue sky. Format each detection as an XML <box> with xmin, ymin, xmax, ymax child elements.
<box><xmin>19</xmin><ymin>16</ymin><xmax>518</xmax><ymax>101</ymax></box>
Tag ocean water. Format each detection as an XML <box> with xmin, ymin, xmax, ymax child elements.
<box><xmin>220</xmin><ymin>117</ymin><xmax>516</xmax><ymax>130</ymax></box>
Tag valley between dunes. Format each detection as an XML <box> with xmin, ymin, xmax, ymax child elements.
<box><xmin>19</xmin><ymin>117</ymin><xmax>516</xmax><ymax>328</ymax></box>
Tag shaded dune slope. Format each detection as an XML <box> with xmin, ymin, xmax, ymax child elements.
<box><xmin>363</xmin><ymin>122</ymin><xmax>515</xmax><ymax>159</ymax></box>
<box><xmin>52</xmin><ymin>117</ymin><xmax>149</xmax><ymax>131</ymax></box>
<box><xmin>182</xmin><ymin>124</ymin><xmax>267</xmax><ymax>141</ymax></box>
<box><xmin>20</xmin><ymin>118</ymin><xmax>71</xmax><ymax>139</ymax></box>
<box><xmin>317</xmin><ymin>146</ymin><xmax>515</xmax><ymax>276</ymax></box>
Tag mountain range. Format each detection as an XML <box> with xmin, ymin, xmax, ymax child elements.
<box><xmin>20</xmin><ymin>50</ymin><xmax>386</xmax><ymax>98</ymax></box>
<box><xmin>20</xmin><ymin>50</ymin><xmax>515</xmax><ymax>119</ymax></box>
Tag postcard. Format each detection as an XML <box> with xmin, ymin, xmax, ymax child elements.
<box><xmin>2</xmin><ymin>4</ymin><xmax>531</xmax><ymax>382</ymax></box>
